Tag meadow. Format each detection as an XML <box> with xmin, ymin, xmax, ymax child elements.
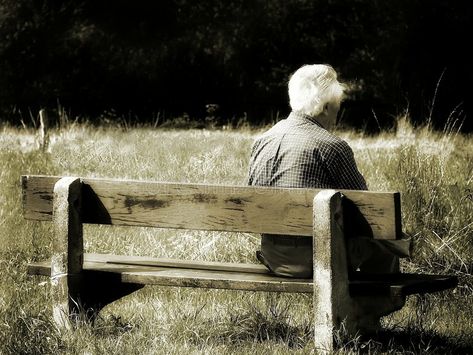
<box><xmin>0</xmin><ymin>118</ymin><xmax>472</xmax><ymax>354</ymax></box>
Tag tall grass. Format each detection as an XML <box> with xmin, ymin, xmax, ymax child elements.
<box><xmin>0</xmin><ymin>120</ymin><xmax>471</xmax><ymax>354</ymax></box>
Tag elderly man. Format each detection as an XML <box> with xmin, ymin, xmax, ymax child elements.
<box><xmin>247</xmin><ymin>64</ymin><xmax>367</xmax><ymax>278</ymax></box>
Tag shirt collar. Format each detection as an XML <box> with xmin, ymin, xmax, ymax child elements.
<box><xmin>288</xmin><ymin>111</ymin><xmax>325</xmax><ymax>129</ymax></box>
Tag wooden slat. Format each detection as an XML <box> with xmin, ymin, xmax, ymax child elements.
<box><xmin>349</xmin><ymin>273</ymin><xmax>459</xmax><ymax>297</ymax></box>
<box><xmin>22</xmin><ymin>175</ymin><xmax>401</xmax><ymax>239</ymax></box>
<box><xmin>27</xmin><ymin>254</ymin><xmax>313</xmax><ymax>293</ymax></box>
<box><xmin>87</xmin><ymin>253</ymin><xmax>269</xmax><ymax>274</ymax></box>
<box><xmin>27</xmin><ymin>254</ymin><xmax>457</xmax><ymax>296</ymax></box>
<box><xmin>121</xmin><ymin>267</ymin><xmax>313</xmax><ymax>293</ymax></box>
<box><xmin>27</xmin><ymin>257</ymin><xmax>160</xmax><ymax>277</ymax></box>
<box><xmin>28</xmin><ymin>253</ymin><xmax>271</xmax><ymax>276</ymax></box>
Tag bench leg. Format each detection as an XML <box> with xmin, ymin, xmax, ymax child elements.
<box><xmin>51</xmin><ymin>177</ymin><xmax>144</xmax><ymax>327</ymax></box>
<box><xmin>313</xmin><ymin>190</ymin><xmax>350</xmax><ymax>352</ymax></box>
<box><xmin>313</xmin><ymin>190</ymin><xmax>407</xmax><ymax>352</ymax></box>
<box><xmin>51</xmin><ymin>177</ymin><xmax>83</xmax><ymax>328</ymax></box>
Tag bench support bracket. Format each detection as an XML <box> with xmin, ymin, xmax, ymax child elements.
<box><xmin>51</xmin><ymin>177</ymin><xmax>143</xmax><ymax>328</ymax></box>
<box><xmin>313</xmin><ymin>190</ymin><xmax>406</xmax><ymax>352</ymax></box>
<box><xmin>313</xmin><ymin>190</ymin><xmax>349</xmax><ymax>352</ymax></box>
<box><xmin>51</xmin><ymin>177</ymin><xmax>84</xmax><ymax>328</ymax></box>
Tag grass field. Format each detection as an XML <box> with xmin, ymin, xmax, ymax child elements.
<box><xmin>0</xmin><ymin>119</ymin><xmax>472</xmax><ymax>354</ymax></box>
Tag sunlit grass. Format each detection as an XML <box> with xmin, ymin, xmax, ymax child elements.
<box><xmin>0</xmin><ymin>119</ymin><xmax>471</xmax><ymax>354</ymax></box>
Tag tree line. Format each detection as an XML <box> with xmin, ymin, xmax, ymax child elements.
<box><xmin>0</xmin><ymin>0</ymin><xmax>471</xmax><ymax>131</ymax></box>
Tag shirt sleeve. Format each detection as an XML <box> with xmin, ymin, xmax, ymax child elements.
<box><xmin>247</xmin><ymin>139</ymin><xmax>259</xmax><ymax>185</ymax></box>
<box><xmin>324</xmin><ymin>140</ymin><xmax>368</xmax><ymax>190</ymax></box>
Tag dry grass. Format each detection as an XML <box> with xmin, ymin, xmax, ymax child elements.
<box><xmin>0</xmin><ymin>119</ymin><xmax>472</xmax><ymax>354</ymax></box>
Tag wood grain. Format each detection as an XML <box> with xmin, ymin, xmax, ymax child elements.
<box><xmin>313</xmin><ymin>190</ymin><xmax>347</xmax><ymax>351</ymax></box>
<box><xmin>87</xmin><ymin>252</ymin><xmax>269</xmax><ymax>274</ymax></box>
<box><xmin>50</xmin><ymin>177</ymin><xmax>83</xmax><ymax>328</ymax></box>
<box><xmin>28</xmin><ymin>254</ymin><xmax>457</xmax><ymax>296</ymax></box>
<box><xmin>22</xmin><ymin>175</ymin><xmax>402</xmax><ymax>239</ymax></box>
<box><xmin>28</xmin><ymin>253</ymin><xmax>313</xmax><ymax>293</ymax></box>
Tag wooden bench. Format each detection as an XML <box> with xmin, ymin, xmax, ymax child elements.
<box><xmin>23</xmin><ymin>175</ymin><xmax>458</xmax><ymax>352</ymax></box>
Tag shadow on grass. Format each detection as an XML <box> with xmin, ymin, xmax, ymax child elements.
<box><xmin>170</xmin><ymin>304</ymin><xmax>312</xmax><ymax>349</ymax></box>
<box><xmin>3</xmin><ymin>305</ymin><xmax>471</xmax><ymax>354</ymax></box>
<box><xmin>182</xmin><ymin>305</ymin><xmax>472</xmax><ymax>354</ymax></box>
<box><xmin>340</xmin><ymin>328</ymin><xmax>473</xmax><ymax>354</ymax></box>
<box><xmin>222</xmin><ymin>310</ymin><xmax>312</xmax><ymax>349</ymax></box>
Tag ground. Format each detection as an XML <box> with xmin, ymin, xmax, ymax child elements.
<box><xmin>0</xmin><ymin>120</ymin><xmax>471</xmax><ymax>354</ymax></box>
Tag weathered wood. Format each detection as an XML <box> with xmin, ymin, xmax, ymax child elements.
<box><xmin>28</xmin><ymin>255</ymin><xmax>313</xmax><ymax>293</ymax></box>
<box><xmin>28</xmin><ymin>254</ymin><xmax>458</xmax><ymax>297</ymax></box>
<box><xmin>51</xmin><ymin>177</ymin><xmax>82</xmax><ymax>328</ymax></box>
<box><xmin>22</xmin><ymin>175</ymin><xmax>401</xmax><ymax>240</ymax></box>
<box><xmin>29</xmin><ymin>258</ymin><xmax>144</xmax><ymax>316</ymax></box>
<box><xmin>88</xmin><ymin>253</ymin><xmax>269</xmax><ymax>274</ymax></box>
<box><xmin>38</xmin><ymin>109</ymin><xmax>49</xmax><ymax>151</ymax></box>
<box><xmin>22</xmin><ymin>174</ymin><xmax>459</xmax><ymax>350</ymax></box>
<box><xmin>310</xmin><ymin>192</ymin><xmax>429</xmax><ymax>351</ymax></box>
<box><xmin>349</xmin><ymin>273</ymin><xmax>458</xmax><ymax>296</ymax></box>
<box><xmin>28</xmin><ymin>253</ymin><xmax>269</xmax><ymax>275</ymax></box>
<box><xmin>120</xmin><ymin>267</ymin><xmax>313</xmax><ymax>293</ymax></box>
<box><xmin>312</xmin><ymin>190</ymin><xmax>347</xmax><ymax>353</ymax></box>
<box><xmin>313</xmin><ymin>191</ymin><xmax>402</xmax><ymax>352</ymax></box>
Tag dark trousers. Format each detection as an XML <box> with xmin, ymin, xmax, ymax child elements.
<box><xmin>258</xmin><ymin>234</ymin><xmax>313</xmax><ymax>278</ymax></box>
<box><xmin>257</xmin><ymin>234</ymin><xmax>404</xmax><ymax>278</ymax></box>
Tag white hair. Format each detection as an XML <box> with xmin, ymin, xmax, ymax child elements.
<box><xmin>288</xmin><ymin>64</ymin><xmax>347</xmax><ymax>117</ymax></box>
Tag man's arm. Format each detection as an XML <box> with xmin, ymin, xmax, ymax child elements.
<box><xmin>325</xmin><ymin>140</ymin><xmax>367</xmax><ymax>190</ymax></box>
<box><xmin>247</xmin><ymin>139</ymin><xmax>260</xmax><ymax>185</ymax></box>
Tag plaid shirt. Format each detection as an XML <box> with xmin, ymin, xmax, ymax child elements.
<box><xmin>248</xmin><ymin>111</ymin><xmax>367</xmax><ymax>190</ymax></box>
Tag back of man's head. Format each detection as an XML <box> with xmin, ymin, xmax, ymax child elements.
<box><xmin>288</xmin><ymin>64</ymin><xmax>346</xmax><ymax>117</ymax></box>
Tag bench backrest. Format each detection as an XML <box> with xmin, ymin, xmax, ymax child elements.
<box><xmin>22</xmin><ymin>175</ymin><xmax>401</xmax><ymax>240</ymax></box>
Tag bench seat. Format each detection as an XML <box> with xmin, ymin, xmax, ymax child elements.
<box><xmin>27</xmin><ymin>253</ymin><xmax>458</xmax><ymax>297</ymax></box>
